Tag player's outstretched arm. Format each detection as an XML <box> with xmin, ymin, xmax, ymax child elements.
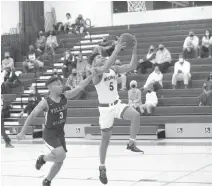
<box><xmin>17</xmin><ymin>99</ymin><xmax>48</xmax><ymax>140</ymax></box>
<box><xmin>95</xmin><ymin>42</ymin><xmax>126</xmax><ymax>75</ymax></box>
<box><xmin>114</xmin><ymin>37</ymin><xmax>137</xmax><ymax>74</ymax></box>
<box><xmin>64</xmin><ymin>68</ymin><xmax>96</xmax><ymax>99</ymax></box>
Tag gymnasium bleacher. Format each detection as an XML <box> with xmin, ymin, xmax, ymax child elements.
<box><xmin>3</xmin><ymin>19</ymin><xmax>212</xmax><ymax>140</ymax></box>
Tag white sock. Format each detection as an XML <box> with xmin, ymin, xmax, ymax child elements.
<box><xmin>129</xmin><ymin>138</ymin><xmax>135</xmax><ymax>142</ymax></box>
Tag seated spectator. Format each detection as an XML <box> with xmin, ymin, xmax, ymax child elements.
<box><xmin>52</xmin><ymin>69</ymin><xmax>62</xmax><ymax>80</ymax></box>
<box><xmin>199</xmin><ymin>72</ymin><xmax>212</xmax><ymax>106</ymax></box>
<box><xmin>115</xmin><ymin>59</ymin><xmax>127</xmax><ymax>91</ymax></box>
<box><xmin>200</xmin><ymin>29</ymin><xmax>212</xmax><ymax>58</ymax></box>
<box><xmin>64</xmin><ymin>68</ymin><xmax>85</xmax><ymax>99</ymax></box>
<box><xmin>137</xmin><ymin>45</ymin><xmax>156</xmax><ymax>74</ymax></box>
<box><xmin>99</xmin><ymin>36</ymin><xmax>110</xmax><ymax>47</ymax></box>
<box><xmin>107</xmin><ymin>35</ymin><xmax>120</xmax><ymax>56</ymax></box>
<box><xmin>172</xmin><ymin>54</ymin><xmax>191</xmax><ymax>89</ymax></box>
<box><xmin>128</xmin><ymin>80</ymin><xmax>142</xmax><ymax>113</ymax></box>
<box><xmin>139</xmin><ymin>86</ymin><xmax>158</xmax><ymax>116</ymax></box>
<box><xmin>62</xmin><ymin>50</ymin><xmax>77</xmax><ymax>78</ymax></box>
<box><xmin>141</xmin><ymin>65</ymin><xmax>163</xmax><ymax>98</ymax></box>
<box><xmin>22</xmin><ymin>45</ymin><xmax>44</xmax><ymax>73</ymax></box>
<box><xmin>2</xmin><ymin>69</ymin><xmax>22</xmax><ymax>94</ymax></box>
<box><xmin>74</xmin><ymin>14</ymin><xmax>88</xmax><ymax>34</ymax></box>
<box><xmin>35</xmin><ymin>31</ymin><xmax>46</xmax><ymax>53</ymax></box>
<box><xmin>77</xmin><ymin>53</ymin><xmax>89</xmax><ymax>79</ymax></box>
<box><xmin>183</xmin><ymin>31</ymin><xmax>200</xmax><ymax>58</ymax></box>
<box><xmin>155</xmin><ymin>44</ymin><xmax>172</xmax><ymax>73</ymax></box>
<box><xmin>2</xmin><ymin>52</ymin><xmax>14</xmax><ymax>78</ymax></box>
<box><xmin>19</xmin><ymin>85</ymin><xmax>41</xmax><ymax>117</ymax></box>
<box><xmin>90</xmin><ymin>35</ymin><xmax>119</xmax><ymax>59</ymax></box>
<box><xmin>65</xmin><ymin>68</ymin><xmax>83</xmax><ymax>89</ymax></box>
<box><xmin>58</xmin><ymin>13</ymin><xmax>73</xmax><ymax>33</ymax></box>
<box><xmin>45</xmin><ymin>31</ymin><xmax>59</xmax><ymax>55</ymax></box>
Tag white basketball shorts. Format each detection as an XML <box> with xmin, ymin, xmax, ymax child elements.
<box><xmin>98</xmin><ymin>100</ymin><xmax>129</xmax><ymax>130</ymax></box>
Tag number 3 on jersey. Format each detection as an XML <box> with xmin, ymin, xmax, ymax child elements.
<box><xmin>109</xmin><ymin>82</ymin><xmax>114</xmax><ymax>91</ymax></box>
<box><xmin>59</xmin><ymin>112</ymin><xmax>63</xmax><ymax>119</ymax></box>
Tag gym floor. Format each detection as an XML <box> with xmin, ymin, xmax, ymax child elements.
<box><xmin>1</xmin><ymin>139</ymin><xmax>212</xmax><ymax>186</ymax></box>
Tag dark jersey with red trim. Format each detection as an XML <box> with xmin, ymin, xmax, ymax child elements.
<box><xmin>44</xmin><ymin>94</ymin><xmax>67</xmax><ymax>131</ymax></box>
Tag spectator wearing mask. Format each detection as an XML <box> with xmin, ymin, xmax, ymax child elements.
<box><xmin>74</xmin><ymin>14</ymin><xmax>87</xmax><ymax>34</ymax></box>
<box><xmin>2</xmin><ymin>52</ymin><xmax>14</xmax><ymax>78</ymax></box>
<box><xmin>139</xmin><ymin>86</ymin><xmax>158</xmax><ymax>116</ymax></box>
<box><xmin>52</xmin><ymin>69</ymin><xmax>63</xmax><ymax>80</ymax></box>
<box><xmin>128</xmin><ymin>80</ymin><xmax>142</xmax><ymax>113</ymax></box>
<box><xmin>1</xmin><ymin>53</ymin><xmax>22</xmax><ymax>93</ymax></box>
<box><xmin>199</xmin><ymin>72</ymin><xmax>212</xmax><ymax>106</ymax></box>
<box><xmin>62</xmin><ymin>50</ymin><xmax>77</xmax><ymax>78</ymax></box>
<box><xmin>172</xmin><ymin>54</ymin><xmax>191</xmax><ymax>90</ymax></box>
<box><xmin>77</xmin><ymin>53</ymin><xmax>89</xmax><ymax>79</ymax></box>
<box><xmin>183</xmin><ymin>31</ymin><xmax>200</xmax><ymax>58</ymax></box>
<box><xmin>64</xmin><ymin>68</ymin><xmax>85</xmax><ymax>99</ymax></box>
<box><xmin>200</xmin><ymin>29</ymin><xmax>212</xmax><ymax>58</ymax></box>
<box><xmin>35</xmin><ymin>31</ymin><xmax>46</xmax><ymax>53</ymax></box>
<box><xmin>155</xmin><ymin>44</ymin><xmax>172</xmax><ymax>73</ymax></box>
<box><xmin>19</xmin><ymin>85</ymin><xmax>41</xmax><ymax>117</ymax></box>
<box><xmin>65</xmin><ymin>68</ymin><xmax>83</xmax><ymax>90</ymax></box>
<box><xmin>22</xmin><ymin>45</ymin><xmax>44</xmax><ymax>73</ymax></box>
<box><xmin>58</xmin><ymin>13</ymin><xmax>73</xmax><ymax>33</ymax></box>
<box><xmin>137</xmin><ymin>45</ymin><xmax>156</xmax><ymax>74</ymax></box>
<box><xmin>99</xmin><ymin>37</ymin><xmax>110</xmax><ymax>47</ymax></box>
<box><xmin>141</xmin><ymin>65</ymin><xmax>163</xmax><ymax>98</ymax></box>
<box><xmin>115</xmin><ymin>59</ymin><xmax>127</xmax><ymax>91</ymax></box>
<box><xmin>45</xmin><ymin>31</ymin><xmax>59</xmax><ymax>55</ymax></box>
<box><xmin>1</xmin><ymin>95</ymin><xmax>14</xmax><ymax>148</ymax></box>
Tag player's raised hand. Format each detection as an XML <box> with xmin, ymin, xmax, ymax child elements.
<box><xmin>16</xmin><ymin>132</ymin><xmax>25</xmax><ymax>141</ymax></box>
<box><xmin>115</xmin><ymin>42</ymin><xmax>127</xmax><ymax>53</ymax></box>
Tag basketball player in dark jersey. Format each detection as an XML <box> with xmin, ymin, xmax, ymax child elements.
<box><xmin>17</xmin><ymin>69</ymin><xmax>96</xmax><ymax>186</ymax></box>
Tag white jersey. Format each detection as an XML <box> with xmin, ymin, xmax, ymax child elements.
<box><xmin>95</xmin><ymin>69</ymin><xmax>119</xmax><ymax>104</ymax></box>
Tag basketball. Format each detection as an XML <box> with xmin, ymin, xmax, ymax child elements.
<box><xmin>118</xmin><ymin>33</ymin><xmax>135</xmax><ymax>46</ymax></box>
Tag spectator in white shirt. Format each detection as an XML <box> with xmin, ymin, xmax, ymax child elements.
<box><xmin>172</xmin><ymin>54</ymin><xmax>191</xmax><ymax>90</ymax></box>
<box><xmin>183</xmin><ymin>31</ymin><xmax>200</xmax><ymax>58</ymax></box>
<box><xmin>200</xmin><ymin>29</ymin><xmax>212</xmax><ymax>58</ymax></box>
<box><xmin>45</xmin><ymin>31</ymin><xmax>59</xmax><ymax>55</ymax></box>
<box><xmin>137</xmin><ymin>45</ymin><xmax>156</xmax><ymax>74</ymax></box>
<box><xmin>128</xmin><ymin>80</ymin><xmax>142</xmax><ymax>113</ymax></box>
<box><xmin>141</xmin><ymin>65</ymin><xmax>163</xmax><ymax>98</ymax></box>
<box><xmin>139</xmin><ymin>86</ymin><xmax>158</xmax><ymax>116</ymax></box>
<box><xmin>58</xmin><ymin>13</ymin><xmax>73</xmax><ymax>33</ymax></box>
<box><xmin>35</xmin><ymin>31</ymin><xmax>46</xmax><ymax>53</ymax></box>
<box><xmin>115</xmin><ymin>59</ymin><xmax>127</xmax><ymax>91</ymax></box>
<box><xmin>155</xmin><ymin>44</ymin><xmax>172</xmax><ymax>73</ymax></box>
<box><xmin>2</xmin><ymin>52</ymin><xmax>14</xmax><ymax>78</ymax></box>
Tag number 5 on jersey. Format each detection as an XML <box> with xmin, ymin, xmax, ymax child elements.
<box><xmin>110</xmin><ymin>82</ymin><xmax>114</xmax><ymax>91</ymax></box>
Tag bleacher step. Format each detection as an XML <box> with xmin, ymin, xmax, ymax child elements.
<box><xmin>18</xmin><ymin>115</ymin><xmax>212</xmax><ymax>126</ymax></box>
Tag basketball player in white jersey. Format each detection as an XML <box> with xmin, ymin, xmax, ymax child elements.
<box><xmin>90</xmin><ymin>36</ymin><xmax>144</xmax><ymax>184</ymax></box>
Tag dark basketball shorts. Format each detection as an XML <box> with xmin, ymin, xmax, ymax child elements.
<box><xmin>43</xmin><ymin>128</ymin><xmax>67</xmax><ymax>152</ymax></box>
